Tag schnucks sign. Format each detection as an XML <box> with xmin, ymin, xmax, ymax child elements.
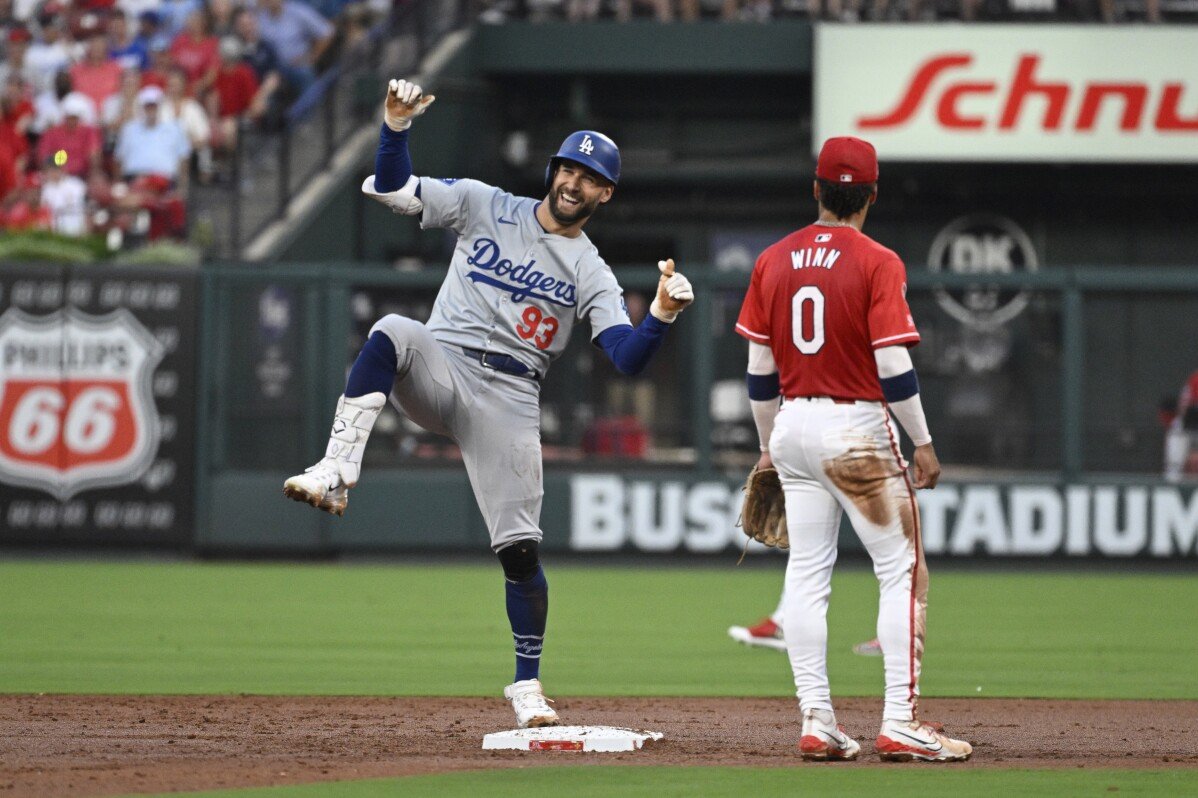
<box><xmin>814</xmin><ymin>25</ymin><xmax>1198</xmax><ymax>162</ymax></box>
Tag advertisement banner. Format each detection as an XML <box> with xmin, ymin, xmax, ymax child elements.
<box><xmin>567</xmin><ymin>475</ymin><xmax>1198</xmax><ymax>558</ymax></box>
<box><xmin>0</xmin><ymin>265</ymin><xmax>198</xmax><ymax>547</ymax></box>
<box><xmin>814</xmin><ymin>25</ymin><xmax>1198</xmax><ymax>162</ymax></box>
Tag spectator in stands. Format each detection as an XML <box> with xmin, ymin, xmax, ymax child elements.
<box><xmin>108</xmin><ymin>9</ymin><xmax>149</xmax><ymax>70</ymax></box>
<box><xmin>39</xmin><ymin>151</ymin><xmax>88</xmax><ymax>235</ymax></box>
<box><xmin>101</xmin><ymin>66</ymin><xmax>143</xmax><ymax>137</ymax></box>
<box><xmin>317</xmin><ymin>1</ymin><xmax>376</xmax><ymax>72</ymax></box>
<box><xmin>135</xmin><ymin>9</ymin><xmax>171</xmax><ymax>52</ymax></box>
<box><xmin>36</xmin><ymin>93</ymin><xmax>101</xmax><ymax>178</ymax></box>
<box><xmin>208</xmin><ymin>0</ymin><xmax>238</xmax><ymax>37</ymax></box>
<box><xmin>0</xmin><ymin>24</ymin><xmax>31</xmax><ymax>88</ymax></box>
<box><xmin>113</xmin><ymin>85</ymin><xmax>190</xmax><ymax>188</ymax></box>
<box><xmin>140</xmin><ymin>40</ymin><xmax>173</xmax><ymax>89</ymax></box>
<box><xmin>156</xmin><ymin>0</ymin><xmax>201</xmax><ymax>41</ymax></box>
<box><xmin>1</xmin><ymin>171</ymin><xmax>51</xmax><ymax>229</ymax></box>
<box><xmin>0</xmin><ymin>124</ymin><xmax>20</xmax><ymax>203</ymax></box>
<box><xmin>207</xmin><ymin>35</ymin><xmax>261</xmax><ymax>152</ymax></box>
<box><xmin>170</xmin><ymin>8</ymin><xmax>219</xmax><ymax>94</ymax></box>
<box><xmin>32</xmin><ymin>70</ymin><xmax>74</xmax><ymax>134</ymax></box>
<box><xmin>256</xmin><ymin>0</ymin><xmax>333</xmax><ymax>93</ymax></box>
<box><xmin>234</xmin><ymin>7</ymin><xmax>283</xmax><ymax>84</ymax></box>
<box><xmin>2</xmin><ymin>72</ymin><xmax>33</xmax><ymax>137</ymax></box>
<box><xmin>70</xmin><ymin>31</ymin><xmax>122</xmax><ymax>112</ymax></box>
<box><xmin>161</xmin><ymin>64</ymin><xmax>212</xmax><ymax>179</ymax></box>
<box><xmin>233</xmin><ymin>7</ymin><xmax>287</xmax><ymax>127</ymax></box>
<box><xmin>23</xmin><ymin>14</ymin><xmax>73</xmax><ymax>95</ymax></box>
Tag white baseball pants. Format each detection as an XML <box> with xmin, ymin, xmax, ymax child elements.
<box><xmin>770</xmin><ymin>397</ymin><xmax>927</xmax><ymax>722</ymax></box>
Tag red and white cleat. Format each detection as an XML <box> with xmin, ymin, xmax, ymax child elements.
<box><xmin>727</xmin><ymin>617</ymin><xmax>786</xmax><ymax>652</ymax></box>
<box><xmin>799</xmin><ymin>709</ymin><xmax>861</xmax><ymax>761</ymax></box>
<box><xmin>852</xmin><ymin>637</ymin><xmax>883</xmax><ymax>656</ymax></box>
<box><xmin>877</xmin><ymin>718</ymin><xmax>972</xmax><ymax>762</ymax></box>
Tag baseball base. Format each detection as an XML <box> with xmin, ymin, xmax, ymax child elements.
<box><xmin>482</xmin><ymin>726</ymin><xmax>664</xmax><ymax>752</ymax></box>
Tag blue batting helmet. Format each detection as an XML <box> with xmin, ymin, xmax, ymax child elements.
<box><xmin>545</xmin><ymin>131</ymin><xmax>620</xmax><ymax>187</ymax></box>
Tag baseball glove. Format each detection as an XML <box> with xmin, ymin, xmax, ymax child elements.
<box><xmin>739</xmin><ymin>466</ymin><xmax>788</xmax><ymax>550</ymax></box>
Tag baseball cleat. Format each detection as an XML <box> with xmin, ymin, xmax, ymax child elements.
<box><xmin>852</xmin><ymin>637</ymin><xmax>883</xmax><ymax>656</ymax></box>
<box><xmin>504</xmin><ymin>678</ymin><xmax>561</xmax><ymax>729</ymax></box>
<box><xmin>282</xmin><ymin>392</ymin><xmax>386</xmax><ymax>516</ymax></box>
<box><xmin>876</xmin><ymin>718</ymin><xmax>972</xmax><ymax>762</ymax></box>
<box><xmin>283</xmin><ymin>463</ymin><xmax>349</xmax><ymax>515</ymax></box>
<box><xmin>799</xmin><ymin>709</ymin><xmax>861</xmax><ymax>761</ymax></box>
<box><xmin>728</xmin><ymin>617</ymin><xmax>786</xmax><ymax>651</ymax></box>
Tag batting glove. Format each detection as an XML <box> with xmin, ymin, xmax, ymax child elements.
<box><xmin>384</xmin><ymin>79</ymin><xmax>435</xmax><ymax>132</ymax></box>
<box><xmin>650</xmin><ymin>258</ymin><xmax>694</xmax><ymax>323</ymax></box>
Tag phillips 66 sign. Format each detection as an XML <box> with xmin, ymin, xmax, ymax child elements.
<box><xmin>815</xmin><ymin>26</ymin><xmax>1198</xmax><ymax>162</ymax></box>
<box><xmin>0</xmin><ymin>267</ymin><xmax>198</xmax><ymax>546</ymax></box>
<box><xmin>0</xmin><ymin>307</ymin><xmax>163</xmax><ymax>499</ymax></box>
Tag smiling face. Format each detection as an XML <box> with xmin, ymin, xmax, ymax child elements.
<box><xmin>546</xmin><ymin>160</ymin><xmax>613</xmax><ymax>226</ymax></box>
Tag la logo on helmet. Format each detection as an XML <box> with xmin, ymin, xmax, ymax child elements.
<box><xmin>578</xmin><ymin>135</ymin><xmax>594</xmax><ymax>155</ymax></box>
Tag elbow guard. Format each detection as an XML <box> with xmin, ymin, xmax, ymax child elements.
<box><xmin>361</xmin><ymin>173</ymin><xmax>423</xmax><ymax>215</ymax></box>
<box><xmin>746</xmin><ymin>372</ymin><xmax>780</xmax><ymax>401</ymax></box>
<box><xmin>880</xmin><ymin>369</ymin><xmax>920</xmax><ymax>403</ymax></box>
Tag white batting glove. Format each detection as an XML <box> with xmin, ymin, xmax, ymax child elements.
<box><xmin>650</xmin><ymin>258</ymin><xmax>694</xmax><ymax>323</ymax></box>
<box><xmin>384</xmin><ymin>78</ymin><xmax>435</xmax><ymax>132</ymax></box>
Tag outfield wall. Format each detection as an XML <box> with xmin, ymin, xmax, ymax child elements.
<box><xmin>200</xmin><ymin>469</ymin><xmax>1198</xmax><ymax>559</ymax></box>
<box><xmin>2</xmin><ymin>263</ymin><xmax>1196</xmax><ymax>558</ymax></box>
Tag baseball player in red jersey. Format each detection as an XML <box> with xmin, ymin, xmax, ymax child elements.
<box><xmin>735</xmin><ymin>136</ymin><xmax>971</xmax><ymax>762</ymax></box>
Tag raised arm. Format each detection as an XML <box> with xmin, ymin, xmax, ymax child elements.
<box><xmin>595</xmin><ymin>259</ymin><xmax>694</xmax><ymax>376</ymax></box>
<box><xmin>362</xmin><ymin>79</ymin><xmax>435</xmax><ymax>214</ymax></box>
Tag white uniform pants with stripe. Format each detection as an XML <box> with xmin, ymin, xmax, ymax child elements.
<box><xmin>770</xmin><ymin>397</ymin><xmax>927</xmax><ymax>722</ymax></box>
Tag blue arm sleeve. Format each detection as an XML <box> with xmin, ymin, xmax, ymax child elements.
<box><xmin>746</xmin><ymin>372</ymin><xmax>780</xmax><ymax>401</ymax></box>
<box><xmin>595</xmin><ymin>315</ymin><xmax>672</xmax><ymax>376</ymax></box>
<box><xmin>374</xmin><ymin>124</ymin><xmax>419</xmax><ymax>195</ymax></box>
<box><xmin>880</xmin><ymin>368</ymin><xmax>920</xmax><ymax>402</ymax></box>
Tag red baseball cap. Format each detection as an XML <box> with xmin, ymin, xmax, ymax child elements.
<box><xmin>816</xmin><ymin>136</ymin><xmax>878</xmax><ymax>184</ymax></box>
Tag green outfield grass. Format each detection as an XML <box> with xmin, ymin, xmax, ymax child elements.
<box><xmin>1</xmin><ymin>559</ymin><xmax>1195</xmax><ymax>699</ymax></box>
<box><xmin>151</xmin><ymin>767</ymin><xmax>1198</xmax><ymax>798</ymax></box>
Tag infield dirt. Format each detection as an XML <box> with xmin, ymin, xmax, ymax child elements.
<box><xmin>3</xmin><ymin>695</ymin><xmax>1197</xmax><ymax>796</ymax></box>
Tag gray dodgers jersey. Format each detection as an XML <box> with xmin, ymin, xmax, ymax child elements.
<box><xmin>417</xmin><ymin>177</ymin><xmax>631</xmax><ymax>377</ymax></box>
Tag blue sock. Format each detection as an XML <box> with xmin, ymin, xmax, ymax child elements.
<box><xmin>344</xmin><ymin>331</ymin><xmax>398</xmax><ymax>398</ymax></box>
<box><xmin>506</xmin><ymin>566</ymin><xmax>548</xmax><ymax>683</ymax></box>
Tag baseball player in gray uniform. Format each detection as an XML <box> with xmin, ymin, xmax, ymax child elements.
<box><xmin>283</xmin><ymin>79</ymin><xmax>695</xmax><ymax>728</ymax></box>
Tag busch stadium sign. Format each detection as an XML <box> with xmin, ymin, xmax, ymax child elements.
<box><xmin>815</xmin><ymin>26</ymin><xmax>1198</xmax><ymax>162</ymax></box>
<box><xmin>567</xmin><ymin>476</ymin><xmax>1198</xmax><ymax>558</ymax></box>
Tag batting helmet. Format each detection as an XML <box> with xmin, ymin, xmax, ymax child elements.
<box><xmin>545</xmin><ymin>131</ymin><xmax>620</xmax><ymax>187</ymax></box>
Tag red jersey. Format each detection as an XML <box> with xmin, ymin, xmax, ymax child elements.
<box><xmin>170</xmin><ymin>34</ymin><xmax>219</xmax><ymax>86</ymax></box>
<box><xmin>736</xmin><ymin>223</ymin><xmax>919</xmax><ymax>402</ymax></box>
<box><xmin>214</xmin><ymin>64</ymin><xmax>259</xmax><ymax>118</ymax></box>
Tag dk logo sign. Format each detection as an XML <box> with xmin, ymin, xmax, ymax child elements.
<box><xmin>0</xmin><ymin>307</ymin><xmax>164</xmax><ymax>500</ymax></box>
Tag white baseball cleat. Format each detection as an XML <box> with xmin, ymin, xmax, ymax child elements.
<box><xmin>283</xmin><ymin>461</ymin><xmax>349</xmax><ymax>515</ymax></box>
<box><xmin>876</xmin><ymin>718</ymin><xmax>973</xmax><ymax>762</ymax></box>
<box><xmin>798</xmin><ymin>709</ymin><xmax>861</xmax><ymax>761</ymax></box>
<box><xmin>727</xmin><ymin>617</ymin><xmax>787</xmax><ymax>652</ymax></box>
<box><xmin>504</xmin><ymin>678</ymin><xmax>561</xmax><ymax>729</ymax></box>
<box><xmin>283</xmin><ymin>392</ymin><xmax>386</xmax><ymax>516</ymax></box>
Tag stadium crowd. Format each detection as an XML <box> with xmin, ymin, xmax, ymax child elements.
<box><xmin>0</xmin><ymin>0</ymin><xmax>381</xmax><ymax>244</ymax></box>
<box><xmin>481</xmin><ymin>0</ymin><xmax>1172</xmax><ymax>24</ymax></box>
